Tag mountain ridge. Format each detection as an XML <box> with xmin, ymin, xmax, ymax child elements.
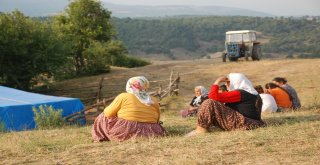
<box><xmin>0</xmin><ymin>0</ymin><xmax>273</xmax><ymax>17</ymax></box>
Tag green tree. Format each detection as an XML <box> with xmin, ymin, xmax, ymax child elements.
<box><xmin>54</xmin><ymin>0</ymin><xmax>116</xmax><ymax>75</ymax></box>
<box><xmin>0</xmin><ymin>11</ymin><xmax>65</xmax><ymax>90</ymax></box>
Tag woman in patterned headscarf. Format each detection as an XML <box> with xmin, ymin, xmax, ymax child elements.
<box><xmin>92</xmin><ymin>76</ymin><xmax>166</xmax><ymax>142</ymax></box>
<box><xmin>186</xmin><ymin>73</ymin><xmax>266</xmax><ymax>136</ymax></box>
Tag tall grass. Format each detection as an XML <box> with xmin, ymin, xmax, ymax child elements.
<box><xmin>32</xmin><ymin>105</ymin><xmax>65</xmax><ymax>129</ymax></box>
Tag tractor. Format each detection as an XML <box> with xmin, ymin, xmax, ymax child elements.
<box><xmin>222</xmin><ymin>30</ymin><xmax>262</xmax><ymax>62</ymax></box>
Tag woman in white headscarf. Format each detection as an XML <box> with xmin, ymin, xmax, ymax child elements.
<box><xmin>180</xmin><ymin>86</ymin><xmax>208</xmax><ymax>117</ymax></box>
<box><xmin>92</xmin><ymin>76</ymin><xmax>166</xmax><ymax>142</ymax></box>
<box><xmin>186</xmin><ymin>73</ymin><xmax>266</xmax><ymax>136</ymax></box>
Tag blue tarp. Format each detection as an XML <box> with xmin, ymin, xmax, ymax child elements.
<box><xmin>0</xmin><ymin>85</ymin><xmax>85</xmax><ymax>131</ymax></box>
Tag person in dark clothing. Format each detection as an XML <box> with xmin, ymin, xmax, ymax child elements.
<box><xmin>186</xmin><ymin>73</ymin><xmax>266</xmax><ymax>136</ymax></box>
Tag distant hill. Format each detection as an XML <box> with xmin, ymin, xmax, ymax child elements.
<box><xmin>103</xmin><ymin>3</ymin><xmax>273</xmax><ymax>17</ymax></box>
<box><xmin>0</xmin><ymin>0</ymin><xmax>68</xmax><ymax>16</ymax></box>
<box><xmin>0</xmin><ymin>0</ymin><xmax>273</xmax><ymax>17</ymax></box>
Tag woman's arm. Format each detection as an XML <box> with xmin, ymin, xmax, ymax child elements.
<box><xmin>150</xmin><ymin>97</ymin><xmax>161</xmax><ymax>122</ymax></box>
<box><xmin>103</xmin><ymin>94</ymin><xmax>123</xmax><ymax>117</ymax></box>
<box><xmin>208</xmin><ymin>84</ymin><xmax>241</xmax><ymax>103</ymax></box>
<box><xmin>189</xmin><ymin>96</ymin><xmax>197</xmax><ymax>106</ymax></box>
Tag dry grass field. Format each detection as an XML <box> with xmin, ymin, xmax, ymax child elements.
<box><xmin>1</xmin><ymin>58</ymin><xmax>320</xmax><ymax>164</ymax></box>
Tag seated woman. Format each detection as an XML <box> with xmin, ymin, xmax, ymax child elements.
<box><xmin>187</xmin><ymin>73</ymin><xmax>266</xmax><ymax>136</ymax></box>
<box><xmin>265</xmin><ymin>82</ymin><xmax>292</xmax><ymax>110</ymax></box>
<box><xmin>254</xmin><ymin>85</ymin><xmax>278</xmax><ymax>113</ymax></box>
<box><xmin>180</xmin><ymin>86</ymin><xmax>208</xmax><ymax>118</ymax></box>
<box><xmin>272</xmin><ymin>77</ymin><xmax>301</xmax><ymax>109</ymax></box>
<box><xmin>92</xmin><ymin>76</ymin><xmax>166</xmax><ymax>142</ymax></box>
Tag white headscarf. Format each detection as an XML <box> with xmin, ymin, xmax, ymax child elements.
<box><xmin>228</xmin><ymin>73</ymin><xmax>258</xmax><ymax>95</ymax></box>
<box><xmin>193</xmin><ymin>86</ymin><xmax>208</xmax><ymax>106</ymax></box>
<box><xmin>126</xmin><ymin>76</ymin><xmax>154</xmax><ymax>106</ymax></box>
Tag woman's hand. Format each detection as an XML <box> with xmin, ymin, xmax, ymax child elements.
<box><xmin>214</xmin><ymin>76</ymin><xmax>228</xmax><ymax>85</ymax></box>
<box><xmin>188</xmin><ymin>106</ymin><xmax>198</xmax><ymax>112</ymax></box>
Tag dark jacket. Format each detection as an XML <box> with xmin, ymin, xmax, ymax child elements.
<box><xmin>189</xmin><ymin>96</ymin><xmax>209</xmax><ymax>107</ymax></box>
<box><xmin>225</xmin><ymin>90</ymin><xmax>262</xmax><ymax>120</ymax></box>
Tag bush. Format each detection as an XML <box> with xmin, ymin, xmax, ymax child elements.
<box><xmin>112</xmin><ymin>55</ymin><xmax>150</xmax><ymax>68</ymax></box>
<box><xmin>32</xmin><ymin>105</ymin><xmax>65</xmax><ymax>129</ymax></box>
<box><xmin>0</xmin><ymin>121</ymin><xmax>5</xmax><ymax>132</ymax></box>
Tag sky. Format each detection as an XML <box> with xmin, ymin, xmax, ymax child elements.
<box><xmin>103</xmin><ymin>0</ymin><xmax>320</xmax><ymax>16</ymax></box>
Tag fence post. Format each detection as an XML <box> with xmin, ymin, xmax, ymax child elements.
<box><xmin>173</xmin><ymin>72</ymin><xmax>180</xmax><ymax>96</ymax></box>
<box><xmin>169</xmin><ymin>70</ymin><xmax>173</xmax><ymax>96</ymax></box>
<box><xmin>96</xmin><ymin>76</ymin><xmax>105</xmax><ymax>113</ymax></box>
<box><xmin>158</xmin><ymin>84</ymin><xmax>162</xmax><ymax>100</ymax></box>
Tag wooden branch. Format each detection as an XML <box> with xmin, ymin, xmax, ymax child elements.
<box><xmin>63</xmin><ymin>96</ymin><xmax>115</xmax><ymax>120</ymax></box>
<box><xmin>66</xmin><ymin>114</ymin><xmax>86</xmax><ymax>123</ymax></box>
<box><xmin>96</xmin><ymin>76</ymin><xmax>105</xmax><ymax>103</ymax></box>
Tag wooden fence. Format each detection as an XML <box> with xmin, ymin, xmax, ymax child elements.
<box><xmin>63</xmin><ymin>72</ymin><xmax>180</xmax><ymax>124</ymax></box>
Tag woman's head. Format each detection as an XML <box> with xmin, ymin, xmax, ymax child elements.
<box><xmin>227</xmin><ymin>73</ymin><xmax>258</xmax><ymax>95</ymax></box>
<box><xmin>194</xmin><ymin>86</ymin><xmax>208</xmax><ymax>97</ymax></box>
<box><xmin>126</xmin><ymin>76</ymin><xmax>153</xmax><ymax>106</ymax></box>
<box><xmin>272</xmin><ymin>77</ymin><xmax>287</xmax><ymax>86</ymax></box>
<box><xmin>219</xmin><ymin>84</ymin><xmax>228</xmax><ymax>93</ymax></box>
<box><xmin>254</xmin><ymin>85</ymin><xmax>264</xmax><ymax>94</ymax></box>
<box><xmin>126</xmin><ymin>76</ymin><xmax>150</xmax><ymax>92</ymax></box>
<box><xmin>265</xmin><ymin>82</ymin><xmax>279</xmax><ymax>89</ymax></box>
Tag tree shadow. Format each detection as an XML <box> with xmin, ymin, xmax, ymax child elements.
<box><xmin>164</xmin><ymin>125</ymin><xmax>194</xmax><ymax>136</ymax></box>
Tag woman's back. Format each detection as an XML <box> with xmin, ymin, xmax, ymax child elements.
<box><xmin>268</xmin><ymin>87</ymin><xmax>292</xmax><ymax>108</ymax></box>
<box><xmin>104</xmin><ymin>93</ymin><xmax>160</xmax><ymax>123</ymax></box>
<box><xmin>282</xmin><ymin>84</ymin><xmax>301</xmax><ymax>108</ymax></box>
<box><xmin>259</xmin><ymin>93</ymin><xmax>278</xmax><ymax>113</ymax></box>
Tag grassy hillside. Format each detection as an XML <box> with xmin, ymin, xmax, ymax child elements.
<box><xmin>113</xmin><ymin>16</ymin><xmax>320</xmax><ymax>59</ymax></box>
<box><xmin>1</xmin><ymin>58</ymin><xmax>320</xmax><ymax>164</ymax></box>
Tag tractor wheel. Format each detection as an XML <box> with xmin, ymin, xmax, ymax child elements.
<box><xmin>252</xmin><ymin>45</ymin><xmax>261</xmax><ymax>61</ymax></box>
<box><xmin>245</xmin><ymin>52</ymin><xmax>250</xmax><ymax>61</ymax></box>
<box><xmin>222</xmin><ymin>53</ymin><xmax>227</xmax><ymax>62</ymax></box>
<box><xmin>228</xmin><ymin>56</ymin><xmax>238</xmax><ymax>62</ymax></box>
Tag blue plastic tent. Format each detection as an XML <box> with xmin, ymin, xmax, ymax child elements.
<box><xmin>0</xmin><ymin>85</ymin><xmax>85</xmax><ymax>131</ymax></box>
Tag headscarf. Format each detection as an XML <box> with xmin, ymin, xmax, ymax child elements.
<box><xmin>126</xmin><ymin>76</ymin><xmax>154</xmax><ymax>106</ymax></box>
<box><xmin>193</xmin><ymin>86</ymin><xmax>208</xmax><ymax>106</ymax></box>
<box><xmin>227</xmin><ymin>73</ymin><xmax>258</xmax><ymax>95</ymax></box>
<box><xmin>195</xmin><ymin>86</ymin><xmax>208</xmax><ymax>97</ymax></box>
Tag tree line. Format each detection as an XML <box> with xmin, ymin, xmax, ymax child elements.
<box><xmin>112</xmin><ymin>16</ymin><xmax>320</xmax><ymax>59</ymax></box>
<box><xmin>0</xmin><ymin>0</ymin><xmax>149</xmax><ymax>90</ymax></box>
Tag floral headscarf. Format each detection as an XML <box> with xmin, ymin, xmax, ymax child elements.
<box><xmin>126</xmin><ymin>76</ymin><xmax>154</xmax><ymax>106</ymax></box>
<box><xmin>228</xmin><ymin>73</ymin><xmax>258</xmax><ymax>95</ymax></box>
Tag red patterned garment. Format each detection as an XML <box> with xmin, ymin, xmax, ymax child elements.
<box><xmin>92</xmin><ymin>113</ymin><xmax>166</xmax><ymax>142</ymax></box>
<box><xmin>197</xmin><ymin>99</ymin><xmax>266</xmax><ymax>130</ymax></box>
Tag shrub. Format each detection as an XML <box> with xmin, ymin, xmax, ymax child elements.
<box><xmin>112</xmin><ymin>55</ymin><xmax>150</xmax><ymax>68</ymax></box>
<box><xmin>0</xmin><ymin>121</ymin><xmax>5</xmax><ymax>132</ymax></box>
<box><xmin>32</xmin><ymin>105</ymin><xmax>65</xmax><ymax>129</ymax></box>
